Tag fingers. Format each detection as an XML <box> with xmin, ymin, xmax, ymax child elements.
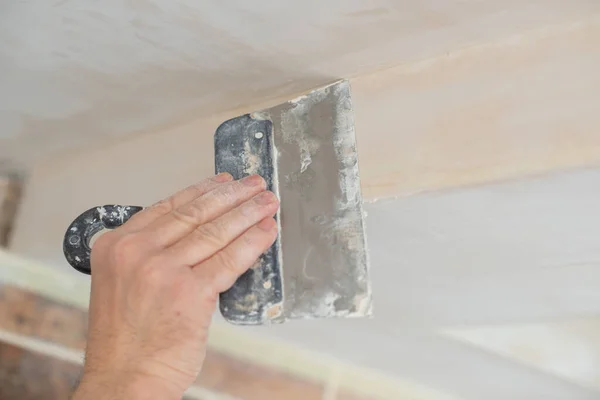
<box><xmin>164</xmin><ymin>191</ymin><xmax>279</xmax><ymax>267</ymax></box>
<box><xmin>141</xmin><ymin>174</ymin><xmax>268</xmax><ymax>247</ymax></box>
<box><xmin>120</xmin><ymin>173</ymin><xmax>234</xmax><ymax>234</ymax></box>
<box><xmin>194</xmin><ymin>217</ymin><xmax>278</xmax><ymax>293</ymax></box>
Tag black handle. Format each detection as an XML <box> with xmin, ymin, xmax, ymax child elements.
<box><xmin>63</xmin><ymin>205</ymin><xmax>143</xmax><ymax>274</ymax></box>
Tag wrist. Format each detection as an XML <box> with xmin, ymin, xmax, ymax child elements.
<box><xmin>73</xmin><ymin>372</ymin><xmax>184</xmax><ymax>400</ymax></box>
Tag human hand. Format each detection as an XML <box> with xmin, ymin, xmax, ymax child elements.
<box><xmin>72</xmin><ymin>173</ymin><xmax>279</xmax><ymax>399</ymax></box>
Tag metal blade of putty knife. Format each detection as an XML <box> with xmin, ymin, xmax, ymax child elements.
<box><xmin>215</xmin><ymin>80</ymin><xmax>372</xmax><ymax>325</ymax></box>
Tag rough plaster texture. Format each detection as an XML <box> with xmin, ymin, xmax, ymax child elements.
<box><xmin>7</xmin><ymin>167</ymin><xmax>600</xmax><ymax>399</ymax></box>
<box><xmin>2</xmin><ymin>1</ymin><xmax>600</xmax><ymax>168</ymax></box>
<box><xmin>256</xmin><ymin>168</ymin><xmax>600</xmax><ymax>399</ymax></box>
<box><xmin>9</xmin><ymin>15</ymin><xmax>600</xmax><ymax>261</ymax></box>
<box><xmin>3</xmin><ymin>2</ymin><xmax>600</xmax><ymax>399</ymax></box>
<box><xmin>7</xmin><ymin>28</ymin><xmax>600</xmax><ymax>396</ymax></box>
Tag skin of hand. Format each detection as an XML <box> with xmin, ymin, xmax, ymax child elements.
<box><xmin>72</xmin><ymin>173</ymin><xmax>279</xmax><ymax>399</ymax></box>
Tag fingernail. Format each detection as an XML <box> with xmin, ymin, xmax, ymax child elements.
<box><xmin>254</xmin><ymin>191</ymin><xmax>277</xmax><ymax>205</ymax></box>
<box><xmin>258</xmin><ymin>218</ymin><xmax>276</xmax><ymax>231</ymax></box>
<box><xmin>242</xmin><ymin>174</ymin><xmax>265</xmax><ymax>187</ymax></box>
<box><xmin>214</xmin><ymin>173</ymin><xmax>233</xmax><ymax>183</ymax></box>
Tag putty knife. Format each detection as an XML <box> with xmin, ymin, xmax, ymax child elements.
<box><xmin>63</xmin><ymin>80</ymin><xmax>372</xmax><ymax>325</ymax></box>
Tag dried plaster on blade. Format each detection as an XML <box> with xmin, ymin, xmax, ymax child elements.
<box><xmin>275</xmin><ymin>81</ymin><xmax>372</xmax><ymax>319</ymax></box>
<box><xmin>281</xmin><ymin>87</ymin><xmax>330</xmax><ymax>177</ymax></box>
<box><xmin>331</xmin><ymin>82</ymin><xmax>373</xmax><ymax>317</ymax></box>
<box><xmin>265</xmin><ymin>117</ymin><xmax>285</xmax><ymax>322</ymax></box>
<box><xmin>242</xmin><ymin>139</ymin><xmax>260</xmax><ymax>175</ymax></box>
<box><xmin>320</xmin><ymin>82</ymin><xmax>371</xmax><ymax>318</ymax></box>
<box><xmin>249</xmin><ymin>111</ymin><xmax>285</xmax><ymax>323</ymax></box>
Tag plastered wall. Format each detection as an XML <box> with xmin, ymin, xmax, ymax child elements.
<box><xmin>10</xmin><ymin>16</ymin><xmax>600</xmax><ymax>262</ymax></box>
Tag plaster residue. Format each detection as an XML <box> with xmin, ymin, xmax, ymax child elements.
<box><xmin>268</xmin><ymin>80</ymin><xmax>371</xmax><ymax>320</ymax></box>
<box><xmin>96</xmin><ymin>206</ymin><xmax>107</xmax><ymax>219</ymax></box>
<box><xmin>299</xmin><ymin>148</ymin><xmax>311</xmax><ymax>173</ymax></box>
<box><xmin>331</xmin><ymin>82</ymin><xmax>361</xmax><ymax>211</ymax></box>
<box><xmin>249</xmin><ymin>111</ymin><xmax>269</xmax><ymax>121</ymax></box>
<box><xmin>242</xmin><ymin>139</ymin><xmax>261</xmax><ymax>175</ymax></box>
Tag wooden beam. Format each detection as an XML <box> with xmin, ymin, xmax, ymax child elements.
<box><xmin>0</xmin><ymin>340</ymin><xmax>81</xmax><ymax>400</ymax></box>
<box><xmin>0</xmin><ymin>276</ymin><xmax>408</xmax><ymax>400</ymax></box>
<box><xmin>0</xmin><ymin>174</ymin><xmax>22</xmax><ymax>248</ymax></box>
<box><xmin>8</xmin><ymin>16</ymin><xmax>600</xmax><ymax>264</ymax></box>
<box><xmin>4</xmin><ymin>1</ymin><xmax>599</xmax><ymax>168</ymax></box>
<box><xmin>0</xmin><ymin>284</ymin><xmax>328</xmax><ymax>400</ymax></box>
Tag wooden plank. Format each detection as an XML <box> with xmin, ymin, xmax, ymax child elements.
<box><xmin>4</xmin><ymin>1</ymin><xmax>599</xmax><ymax>168</ymax></box>
<box><xmin>351</xmin><ymin>17</ymin><xmax>600</xmax><ymax>198</ymax></box>
<box><xmin>0</xmin><ymin>285</ymin><xmax>88</xmax><ymax>350</ymax></box>
<box><xmin>336</xmin><ymin>391</ymin><xmax>378</xmax><ymax>400</ymax></box>
<box><xmin>0</xmin><ymin>284</ymin><xmax>326</xmax><ymax>400</ymax></box>
<box><xmin>0</xmin><ymin>258</ymin><xmax>418</xmax><ymax>400</ymax></box>
<box><xmin>0</xmin><ymin>175</ymin><xmax>22</xmax><ymax>248</ymax></box>
<box><xmin>0</xmin><ymin>341</ymin><xmax>81</xmax><ymax>400</ymax></box>
<box><xmin>198</xmin><ymin>351</ymin><xmax>324</xmax><ymax>400</ymax></box>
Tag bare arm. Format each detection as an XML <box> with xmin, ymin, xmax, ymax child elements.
<box><xmin>72</xmin><ymin>173</ymin><xmax>278</xmax><ymax>399</ymax></box>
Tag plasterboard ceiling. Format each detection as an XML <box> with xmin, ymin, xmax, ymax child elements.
<box><xmin>0</xmin><ymin>0</ymin><xmax>596</xmax><ymax>168</ymax></box>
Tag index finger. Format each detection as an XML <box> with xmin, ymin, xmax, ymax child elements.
<box><xmin>119</xmin><ymin>173</ymin><xmax>233</xmax><ymax>234</ymax></box>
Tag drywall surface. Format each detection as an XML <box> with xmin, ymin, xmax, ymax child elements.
<box><xmin>257</xmin><ymin>167</ymin><xmax>600</xmax><ymax>399</ymax></box>
<box><xmin>6</xmin><ymin>168</ymin><xmax>600</xmax><ymax>399</ymax></box>
<box><xmin>10</xmin><ymin>15</ymin><xmax>600</xmax><ymax>261</ymax></box>
<box><xmin>2</xmin><ymin>1</ymin><xmax>599</xmax><ymax>167</ymax></box>
<box><xmin>352</xmin><ymin>16</ymin><xmax>600</xmax><ymax>198</ymax></box>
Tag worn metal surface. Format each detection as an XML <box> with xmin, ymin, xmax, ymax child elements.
<box><xmin>63</xmin><ymin>205</ymin><xmax>143</xmax><ymax>274</ymax></box>
<box><xmin>216</xmin><ymin>80</ymin><xmax>372</xmax><ymax>324</ymax></box>
<box><xmin>215</xmin><ymin>116</ymin><xmax>284</xmax><ymax>324</ymax></box>
<box><xmin>271</xmin><ymin>80</ymin><xmax>372</xmax><ymax>320</ymax></box>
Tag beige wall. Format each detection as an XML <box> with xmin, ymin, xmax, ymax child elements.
<box><xmin>3</xmin><ymin>1</ymin><xmax>599</xmax><ymax>168</ymax></box>
<box><xmin>4</xmin><ymin>14</ymin><xmax>600</xmax><ymax>400</ymax></box>
<box><xmin>11</xmin><ymin>15</ymin><xmax>600</xmax><ymax>263</ymax></box>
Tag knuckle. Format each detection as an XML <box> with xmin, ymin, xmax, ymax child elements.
<box><xmin>240</xmin><ymin>199</ymin><xmax>261</xmax><ymax>217</ymax></box>
<box><xmin>221</xmin><ymin>181</ymin><xmax>242</xmax><ymax>201</ymax></box>
<box><xmin>239</xmin><ymin>231</ymin><xmax>257</xmax><ymax>247</ymax></box>
<box><xmin>173</xmin><ymin>202</ymin><xmax>206</xmax><ymax>225</ymax></box>
<box><xmin>181</xmin><ymin>183</ymin><xmax>207</xmax><ymax>201</ymax></box>
<box><xmin>185</xmin><ymin>183</ymin><xmax>205</xmax><ymax>196</ymax></box>
<box><xmin>194</xmin><ymin>223</ymin><xmax>224</xmax><ymax>246</ymax></box>
<box><xmin>150</xmin><ymin>198</ymin><xmax>174</xmax><ymax>215</ymax></box>
<box><xmin>216</xmin><ymin>251</ymin><xmax>240</xmax><ymax>275</ymax></box>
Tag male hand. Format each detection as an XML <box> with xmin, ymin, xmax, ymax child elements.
<box><xmin>73</xmin><ymin>173</ymin><xmax>279</xmax><ymax>399</ymax></box>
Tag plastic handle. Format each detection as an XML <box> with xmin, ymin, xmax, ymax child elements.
<box><xmin>63</xmin><ymin>205</ymin><xmax>143</xmax><ymax>274</ymax></box>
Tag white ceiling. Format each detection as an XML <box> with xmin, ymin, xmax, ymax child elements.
<box><xmin>2</xmin><ymin>3</ymin><xmax>600</xmax><ymax>398</ymax></box>
<box><xmin>1</xmin><ymin>0</ymin><xmax>596</xmax><ymax>168</ymax></box>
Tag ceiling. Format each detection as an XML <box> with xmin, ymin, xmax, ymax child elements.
<box><xmin>1</xmin><ymin>0</ymin><xmax>596</xmax><ymax>168</ymax></box>
<box><xmin>2</xmin><ymin>2</ymin><xmax>600</xmax><ymax>398</ymax></box>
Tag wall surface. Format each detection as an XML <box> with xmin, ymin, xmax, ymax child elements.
<box><xmin>3</xmin><ymin>2</ymin><xmax>600</xmax><ymax>399</ymax></box>
<box><xmin>10</xmin><ymin>15</ymin><xmax>600</xmax><ymax>260</ymax></box>
<box><xmin>7</xmin><ymin>167</ymin><xmax>600</xmax><ymax>399</ymax></box>
<box><xmin>6</xmin><ymin>14</ymin><xmax>600</xmax><ymax>399</ymax></box>
<box><xmin>2</xmin><ymin>1</ymin><xmax>599</xmax><ymax>168</ymax></box>
<box><xmin>260</xmin><ymin>168</ymin><xmax>600</xmax><ymax>399</ymax></box>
